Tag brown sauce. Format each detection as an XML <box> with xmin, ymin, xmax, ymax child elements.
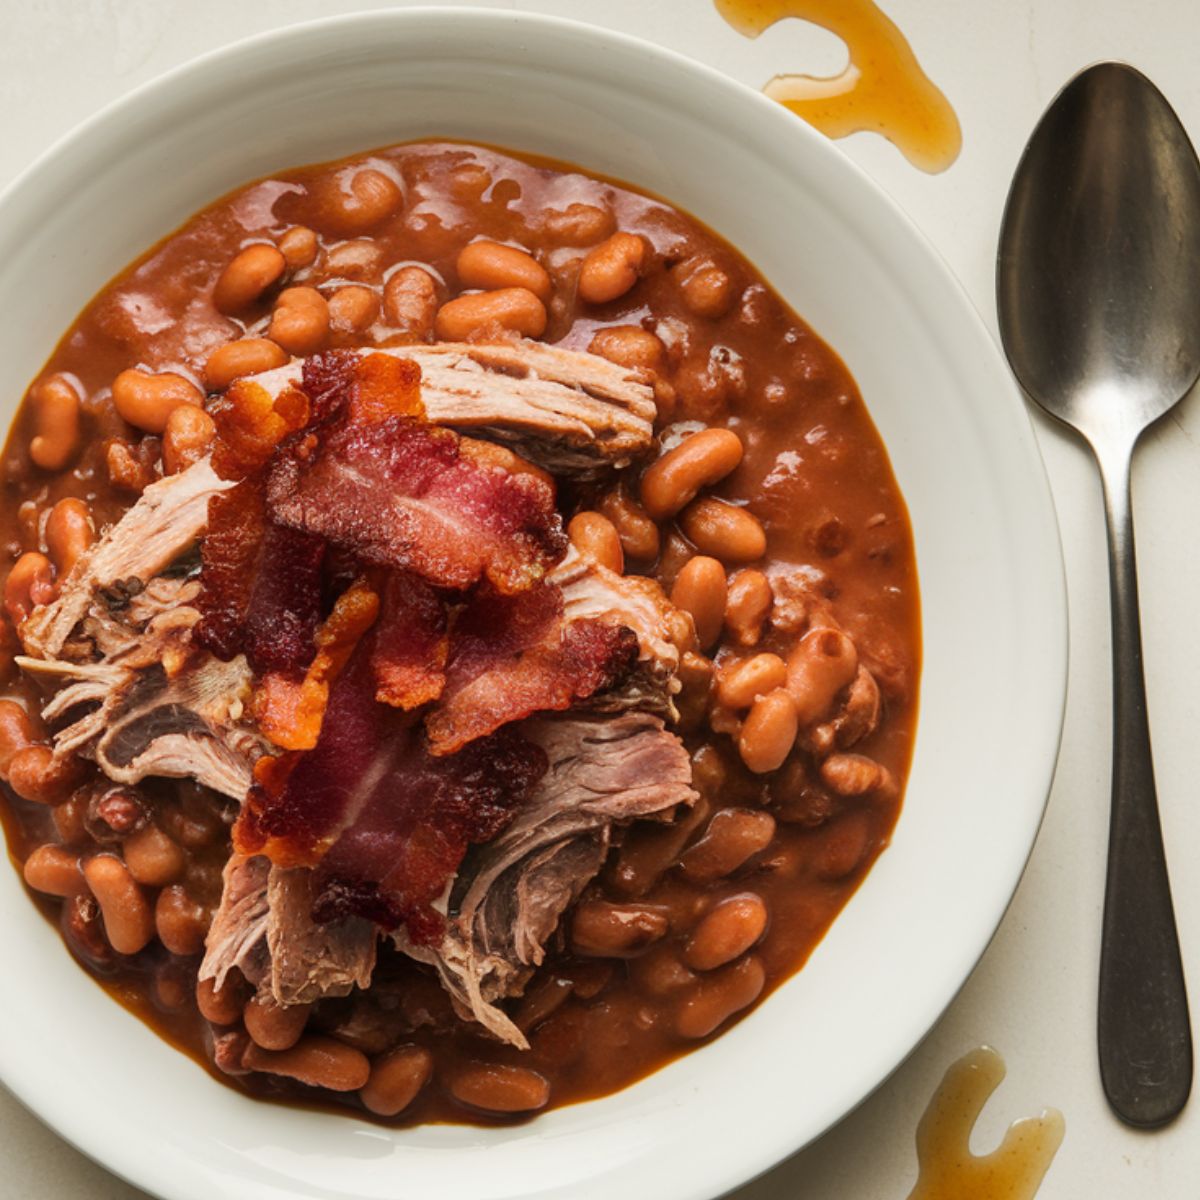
<box><xmin>908</xmin><ymin>1048</ymin><xmax>1065</xmax><ymax>1200</ymax></box>
<box><xmin>0</xmin><ymin>140</ymin><xmax>919</xmax><ymax>1124</ymax></box>
<box><xmin>714</xmin><ymin>0</ymin><xmax>962</xmax><ymax>172</ymax></box>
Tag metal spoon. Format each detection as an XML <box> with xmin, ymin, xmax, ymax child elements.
<box><xmin>997</xmin><ymin>61</ymin><xmax>1198</xmax><ymax>1128</ymax></box>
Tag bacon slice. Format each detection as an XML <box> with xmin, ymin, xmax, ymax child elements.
<box><xmin>235</xmin><ymin>640</ymin><xmax>545</xmax><ymax>943</ymax></box>
<box><xmin>210</xmin><ymin>379</ymin><xmax>311</xmax><ymax>481</ymax></box>
<box><xmin>253</xmin><ymin>579</ymin><xmax>381</xmax><ymax>752</ymax></box>
<box><xmin>267</xmin><ymin>417</ymin><xmax>566</xmax><ymax>595</ymax></box>
<box><xmin>235</xmin><ymin>643</ymin><xmax>392</xmax><ymax>867</ymax></box>
<box><xmin>424</xmin><ymin>584</ymin><xmax>638</xmax><ymax>755</ymax></box>
<box><xmin>371</xmin><ymin>572</ymin><xmax>448</xmax><ymax>710</ymax></box>
<box><xmin>194</xmin><ymin>478</ymin><xmax>266</xmax><ymax>661</ymax></box>
<box><xmin>194</xmin><ymin>477</ymin><xmax>325</xmax><ymax>674</ymax></box>
<box><xmin>312</xmin><ymin>725</ymin><xmax>546</xmax><ymax>945</ymax></box>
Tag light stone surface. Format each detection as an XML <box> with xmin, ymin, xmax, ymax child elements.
<box><xmin>3</xmin><ymin>2</ymin><xmax>1200</xmax><ymax>1196</ymax></box>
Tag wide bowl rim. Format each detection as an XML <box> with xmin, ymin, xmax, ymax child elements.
<box><xmin>0</xmin><ymin>8</ymin><xmax>1068</xmax><ymax>1200</ymax></box>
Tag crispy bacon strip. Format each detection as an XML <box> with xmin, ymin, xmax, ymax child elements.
<box><xmin>235</xmin><ymin>643</ymin><xmax>388</xmax><ymax>867</ymax></box>
<box><xmin>210</xmin><ymin>379</ymin><xmax>311</xmax><ymax>481</ymax></box>
<box><xmin>253</xmin><ymin>579</ymin><xmax>381</xmax><ymax>751</ymax></box>
<box><xmin>371</xmin><ymin>572</ymin><xmax>448</xmax><ymax>710</ymax></box>
<box><xmin>235</xmin><ymin>639</ymin><xmax>545</xmax><ymax>942</ymax></box>
<box><xmin>193</xmin><ymin>476</ymin><xmax>324</xmax><ymax>673</ymax></box>
<box><xmin>424</xmin><ymin>585</ymin><xmax>638</xmax><ymax>755</ymax></box>
<box><xmin>312</xmin><ymin>726</ymin><xmax>546</xmax><ymax>945</ymax></box>
<box><xmin>267</xmin><ymin>417</ymin><xmax>566</xmax><ymax>595</ymax></box>
<box><xmin>194</xmin><ymin>478</ymin><xmax>265</xmax><ymax>661</ymax></box>
<box><xmin>300</xmin><ymin>350</ymin><xmax>425</xmax><ymax>428</ymax></box>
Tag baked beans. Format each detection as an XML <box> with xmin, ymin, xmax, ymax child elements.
<box><xmin>44</xmin><ymin>498</ymin><xmax>94</xmax><ymax>579</ymax></box>
<box><xmin>383</xmin><ymin>266</ymin><xmax>439</xmax><ymax>336</ymax></box>
<box><xmin>434</xmin><ymin>287</ymin><xmax>547</xmax><ymax>341</ymax></box>
<box><xmin>213</xmin><ymin>243</ymin><xmax>287</xmax><ymax>315</ymax></box>
<box><xmin>674</xmin><ymin>954</ymin><xmax>766</xmax><ymax>1039</ymax></box>
<box><xmin>450</xmin><ymin>1063</ymin><xmax>551</xmax><ymax>1114</ymax></box>
<box><xmin>82</xmin><ymin>854</ymin><xmax>154</xmax><ymax>956</ymax></box>
<box><xmin>244</xmin><ymin>994</ymin><xmax>312</xmax><ymax>1051</ymax></box>
<box><xmin>361</xmin><ymin>1046</ymin><xmax>434</xmax><ymax>1116</ymax></box>
<box><xmin>162</xmin><ymin>405</ymin><xmax>217</xmax><ymax>475</ymax></box>
<box><xmin>28</xmin><ymin>374</ymin><xmax>81</xmax><ymax>471</ymax></box>
<box><xmin>205</xmin><ymin>339</ymin><xmax>288</xmax><ymax>392</ymax></box>
<box><xmin>670</xmin><ymin>556</ymin><xmax>727</xmax><ymax>651</ymax></box>
<box><xmin>640</xmin><ymin>428</ymin><xmax>744</xmax><ymax>521</ymax></box>
<box><xmin>243</xmin><ymin>1037</ymin><xmax>371</xmax><ymax>1091</ymax></box>
<box><xmin>578</xmin><ymin>232</ymin><xmax>646</xmax><ymax>305</ymax></box>
<box><xmin>0</xmin><ymin>140</ymin><xmax>918</xmax><ymax>1131</ymax></box>
<box><xmin>724</xmin><ymin>569</ymin><xmax>772</xmax><ymax>646</ymax></box>
<box><xmin>678</xmin><ymin>808</ymin><xmax>777</xmax><ymax>882</ymax></box>
<box><xmin>680</xmin><ymin>497</ymin><xmax>766</xmax><ymax>563</ymax></box>
<box><xmin>457</xmin><ymin>240</ymin><xmax>552</xmax><ymax>301</ymax></box>
<box><xmin>684</xmin><ymin>893</ymin><xmax>769</xmax><ymax>971</ymax></box>
<box><xmin>567</xmin><ymin>511</ymin><xmax>624</xmax><ymax>574</ymax></box>
<box><xmin>268</xmin><ymin>286</ymin><xmax>330</xmax><ymax>356</ymax></box>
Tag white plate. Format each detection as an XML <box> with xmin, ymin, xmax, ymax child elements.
<box><xmin>0</xmin><ymin>9</ymin><xmax>1066</xmax><ymax>1200</ymax></box>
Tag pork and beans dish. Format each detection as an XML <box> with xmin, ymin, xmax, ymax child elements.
<box><xmin>0</xmin><ymin>142</ymin><xmax>918</xmax><ymax>1122</ymax></box>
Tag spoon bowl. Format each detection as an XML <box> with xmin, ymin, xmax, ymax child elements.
<box><xmin>998</xmin><ymin>62</ymin><xmax>1200</xmax><ymax>443</ymax></box>
<box><xmin>997</xmin><ymin>61</ymin><xmax>1199</xmax><ymax>1128</ymax></box>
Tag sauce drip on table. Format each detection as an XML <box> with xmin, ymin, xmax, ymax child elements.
<box><xmin>907</xmin><ymin>1047</ymin><xmax>1065</xmax><ymax>1200</ymax></box>
<box><xmin>714</xmin><ymin>0</ymin><xmax>962</xmax><ymax>172</ymax></box>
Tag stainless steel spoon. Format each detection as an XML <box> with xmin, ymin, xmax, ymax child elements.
<box><xmin>997</xmin><ymin>61</ymin><xmax>1198</xmax><ymax>1128</ymax></box>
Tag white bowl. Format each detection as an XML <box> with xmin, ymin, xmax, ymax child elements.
<box><xmin>0</xmin><ymin>9</ymin><xmax>1066</xmax><ymax>1200</ymax></box>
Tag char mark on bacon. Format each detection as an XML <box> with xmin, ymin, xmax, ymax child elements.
<box><xmin>398</xmin><ymin>712</ymin><xmax>698</xmax><ymax>1047</ymax></box>
<box><xmin>194</xmin><ymin>477</ymin><xmax>326</xmax><ymax>673</ymax></box>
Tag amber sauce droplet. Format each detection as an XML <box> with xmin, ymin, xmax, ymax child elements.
<box><xmin>906</xmin><ymin>1047</ymin><xmax>1065</xmax><ymax>1200</ymax></box>
<box><xmin>713</xmin><ymin>0</ymin><xmax>962</xmax><ymax>172</ymax></box>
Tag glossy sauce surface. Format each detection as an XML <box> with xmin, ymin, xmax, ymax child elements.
<box><xmin>0</xmin><ymin>141</ymin><xmax>919</xmax><ymax>1123</ymax></box>
<box><xmin>715</xmin><ymin>0</ymin><xmax>962</xmax><ymax>172</ymax></box>
<box><xmin>908</xmin><ymin>1048</ymin><xmax>1065</xmax><ymax>1200</ymax></box>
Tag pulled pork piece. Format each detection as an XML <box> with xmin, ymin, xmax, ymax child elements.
<box><xmin>200</xmin><ymin>854</ymin><xmax>272</xmax><ymax>990</ymax></box>
<box><xmin>266</xmin><ymin>866</ymin><xmax>377</xmax><ymax>1005</ymax></box>
<box><xmin>21</xmin><ymin>459</ymin><xmax>234</xmax><ymax>659</ymax></box>
<box><xmin>267</xmin><ymin>416</ymin><xmax>566</xmax><ymax>595</ymax></box>
<box><xmin>199</xmin><ymin>856</ymin><xmax>376</xmax><ymax>1006</ymax></box>
<box><xmin>244</xmin><ymin>340</ymin><xmax>657</xmax><ymax>477</ymax></box>
<box><xmin>550</xmin><ymin>545</ymin><xmax>682</xmax><ymax>718</ymax></box>
<box><xmin>399</xmin><ymin>712</ymin><xmax>698</xmax><ymax>1048</ymax></box>
<box><xmin>19</xmin><ymin>579</ymin><xmax>265</xmax><ymax>801</ymax></box>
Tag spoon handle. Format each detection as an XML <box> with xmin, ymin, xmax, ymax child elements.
<box><xmin>1094</xmin><ymin>442</ymin><xmax>1192</xmax><ymax>1126</ymax></box>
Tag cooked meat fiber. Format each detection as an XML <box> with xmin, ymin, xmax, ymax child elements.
<box><xmin>244</xmin><ymin>340</ymin><xmax>657</xmax><ymax>477</ymax></box>
<box><xmin>266</xmin><ymin>867</ymin><xmax>377</xmax><ymax>1004</ymax></box>
<box><xmin>550</xmin><ymin>545</ymin><xmax>682</xmax><ymax>718</ymax></box>
<box><xmin>20</xmin><ymin>582</ymin><xmax>265</xmax><ymax>802</ymax></box>
<box><xmin>21</xmin><ymin>458</ymin><xmax>234</xmax><ymax>659</ymax></box>
<box><xmin>399</xmin><ymin>713</ymin><xmax>698</xmax><ymax>1048</ymax></box>
<box><xmin>201</xmin><ymin>855</ymin><xmax>272</xmax><ymax>990</ymax></box>
<box><xmin>201</xmin><ymin>857</ymin><xmax>376</xmax><ymax>1006</ymax></box>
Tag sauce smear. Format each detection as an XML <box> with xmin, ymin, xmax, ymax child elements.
<box><xmin>907</xmin><ymin>1047</ymin><xmax>1064</xmax><ymax>1200</ymax></box>
<box><xmin>714</xmin><ymin>0</ymin><xmax>962</xmax><ymax>172</ymax></box>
